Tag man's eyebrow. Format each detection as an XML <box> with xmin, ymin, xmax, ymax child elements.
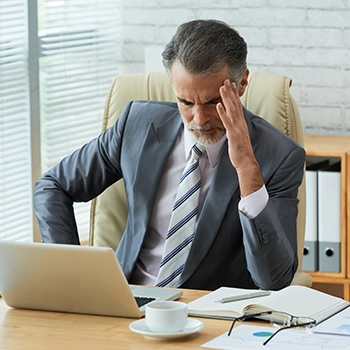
<box><xmin>205</xmin><ymin>96</ymin><xmax>222</xmax><ymax>104</ymax></box>
<box><xmin>177</xmin><ymin>97</ymin><xmax>191</xmax><ymax>104</ymax></box>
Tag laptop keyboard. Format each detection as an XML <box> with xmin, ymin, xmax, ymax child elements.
<box><xmin>134</xmin><ymin>296</ymin><xmax>156</xmax><ymax>308</ymax></box>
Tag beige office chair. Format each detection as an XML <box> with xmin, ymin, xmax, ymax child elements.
<box><xmin>89</xmin><ymin>71</ymin><xmax>312</xmax><ymax>287</ymax></box>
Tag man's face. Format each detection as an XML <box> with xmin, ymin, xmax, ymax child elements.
<box><xmin>170</xmin><ymin>59</ymin><xmax>230</xmax><ymax>145</ymax></box>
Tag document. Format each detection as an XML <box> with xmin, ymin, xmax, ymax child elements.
<box><xmin>315</xmin><ymin>305</ymin><xmax>350</xmax><ymax>335</ymax></box>
<box><xmin>188</xmin><ymin>285</ymin><xmax>349</xmax><ymax>323</ymax></box>
<box><xmin>201</xmin><ymin>324</ymin><xmax>350</xmax><ymax>350</ymax></box>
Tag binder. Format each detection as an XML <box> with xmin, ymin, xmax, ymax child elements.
<box><xmin>317</xmin><ymin>161</ymin><xmax>341</xmax><ymax>273</ymax></box>
<box><xmin>303</xmin><ymin>169</ymin><xmax>318</xmax><ymax>271</ymax></box>
<box><xmin>303</xmin><ymin>158</ymin><xmax>329</xmax><ymax>272</ymax></box>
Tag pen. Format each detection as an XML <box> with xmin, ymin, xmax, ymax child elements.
<box><xmin>216</xmin><ymin>290</ymin><xmax>271</xmax><ymax>303</ymax></box>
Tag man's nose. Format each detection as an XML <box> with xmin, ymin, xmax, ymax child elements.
<box><xmin>193</xmin><ymin>105</ymin><xmax>210</xmax><ymax>126</ymax></box>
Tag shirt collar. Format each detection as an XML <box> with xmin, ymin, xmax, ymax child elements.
<box><xmin>183</xmin><ymin>125</ymin><xmax>226</xmax><ymax>168</ymax></box>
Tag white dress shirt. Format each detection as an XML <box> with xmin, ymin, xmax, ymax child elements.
<box><xmin>130</xmin><ymin>125</ymin><xmax>268</xmax><ymax>285</ymax></box>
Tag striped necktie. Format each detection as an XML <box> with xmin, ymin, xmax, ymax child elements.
<box><xmin>156</xmin><ymin>144</ymin><xmax>206</xmax><ymax>288</ymax></box>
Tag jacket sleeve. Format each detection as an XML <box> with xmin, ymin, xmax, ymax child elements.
<box><xmin>240</xmin><ymin>145</ymin><xmax>306</xmax><ymax>290</ymax></box>
<box><xmin>33</xmin><ymin>103</ymin><xmax>132</xmax><ymax>243</ymax></box>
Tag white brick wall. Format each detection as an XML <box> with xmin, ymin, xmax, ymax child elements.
<box><xmin>118</xmin><ymin>0</ymin><xmax>350</xmax><ymax>135</ymax></box>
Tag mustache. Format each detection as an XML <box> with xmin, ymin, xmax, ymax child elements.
<box><xmin>187</xmin><ymin>123</ymin><xmax>224</xmax><ymax>131</ymax></box>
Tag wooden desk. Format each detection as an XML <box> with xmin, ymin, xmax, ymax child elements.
<box><xmin>0</xmin><ymin>289</ymin><xmax>231</xmax><ymax>350</ymax></box>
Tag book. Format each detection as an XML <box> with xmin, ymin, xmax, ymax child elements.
<box><xmin>187</xmin><ymin>285</ymin><xmax>350</xmax><ymax>324</ymax></box>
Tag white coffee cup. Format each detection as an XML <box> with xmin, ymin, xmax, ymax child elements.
<box><xmin>145</xmin><ymin>301</ymin><xmax>188</xmax><ymax>333</ymax></box>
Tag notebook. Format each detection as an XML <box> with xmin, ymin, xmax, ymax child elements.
<box><xmin>187</xmin><ymin>285</ymin><xmax>350</xmax><ymax>324</ymax></box>
<box><xmin>0</xmin><ymin>241</ymin><xmax>182</xmax><ymax>318</ymax></box>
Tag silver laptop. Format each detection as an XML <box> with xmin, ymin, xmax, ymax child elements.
<box><xmin>0</xmin><ymin>241</ymin><xmax>182</xmax><ymax>318</ymax></box>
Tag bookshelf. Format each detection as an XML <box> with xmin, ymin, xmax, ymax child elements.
<box><xmin>303</xmin><ymin>134</ymin><xmax>350</xmax><ymax>301</ymax></box>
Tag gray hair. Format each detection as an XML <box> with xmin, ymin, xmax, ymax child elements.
<box><xmin>162</xmin><ymin>19</ymin><xmax>247</xmax><ymax>84</ymax></box>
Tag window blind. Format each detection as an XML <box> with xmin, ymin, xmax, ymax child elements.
<box><xmin>0</xmin><ymin>1</ymin><xmax>33</xmax><ymax>241</ymax></box>
<box><xmin>38</xmin><ymin>0</ymin><xmax>120</xmax><ymax>242</ymax></box>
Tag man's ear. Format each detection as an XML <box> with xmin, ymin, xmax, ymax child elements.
<box><xmin>238</xmin><ymin>69</ymin><xmax>249</xmax><ymax>97</ymax></box>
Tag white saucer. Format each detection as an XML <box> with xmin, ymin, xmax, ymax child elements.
<box><xmin>129</xmin><ymin>318</ymin><xmax>204</xmax><ymax>340</ymax></box>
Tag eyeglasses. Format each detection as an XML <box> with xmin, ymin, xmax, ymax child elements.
<box><xmin>228</xmin><ymin>310</ymin><xmax>316</xmax><ymax>346</ymax></box>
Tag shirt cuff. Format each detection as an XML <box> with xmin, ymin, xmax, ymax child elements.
<box><xmin>238</xmin><ymin>184</ymin><xmax>268</xmax><ymax>219</ymax></box>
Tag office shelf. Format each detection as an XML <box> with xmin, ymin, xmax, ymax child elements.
<box><xmin>303</xmin><ymin>134</ymin><xmax>350</xmax><ymax>300</ymax></box>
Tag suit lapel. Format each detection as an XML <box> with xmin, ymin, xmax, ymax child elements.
<box><xmin>129</xmin><ymin>110</ymin><xmax>183</xmax><ymax>255</ymax></box>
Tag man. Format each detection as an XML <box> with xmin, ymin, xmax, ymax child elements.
<box><xmin>34</xmin><ymin>19</ymin><xmax>305</xmax><ymax>291</ymax></box>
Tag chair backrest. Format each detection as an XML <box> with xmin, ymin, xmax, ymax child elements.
<box><xmin>89</xmin><ymin>71</ymin><xmax>310</xmax><ymax>286</ymax></box>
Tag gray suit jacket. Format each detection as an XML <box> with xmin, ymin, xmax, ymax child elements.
<box><xmin>34</xmin><ymin>100</ymin><xmax>305</xmax><ymax>291</ymax></box>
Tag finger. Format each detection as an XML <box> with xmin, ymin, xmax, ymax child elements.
<box><xmin>216</xmin><ymin>101</ymin><xmax>226</xmax><ymax>119</ymax></box>
<box><xmin>225</xmin><ymin>80</ymin><xmax>241</xmax><ymax>109</ymax></box>
<box><xmin>219</xmin><ymin>80</ymin><xmax>239</xmax><ymax>121</ymax></box>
